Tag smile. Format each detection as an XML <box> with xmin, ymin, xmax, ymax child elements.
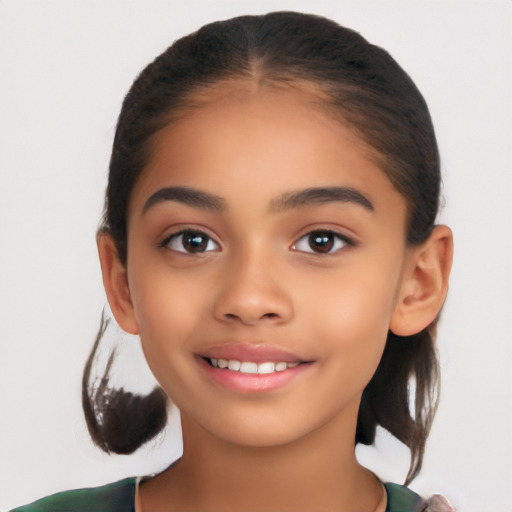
<box><xmin>209</xmin><ymin>358</ymin><xmax>300</xmax><ymax>374</ymax></box>
<box><xmin>198</xmin><ymin>346</ymin><xmax>311</xmax><ymax>393</ymax></box>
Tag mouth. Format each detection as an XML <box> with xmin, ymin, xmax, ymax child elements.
<box><xmin>196</xmin><ymin>344</ymin><xmax>313</xmax><ymax>393</ymax></box>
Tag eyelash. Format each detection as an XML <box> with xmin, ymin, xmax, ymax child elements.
<box><xmin>160</xmin><ymin>229</ymin><xmax>355</xmax><ymax>255</ymax></box>
<box><xmin>291</xmin><ymin>230</ymin><xmax>355</xmax><ymax>255</ymax></box>
<box><xmin>160</xmin><ymin>230</ymin><xmax>220</xmax><ymax>254</ymax></box>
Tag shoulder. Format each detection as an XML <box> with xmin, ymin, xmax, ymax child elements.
<box><xmin>10</xmin><ymin>477</ymin><xmax>136</xmax><ymax>512</ymax></box>
<box><xmin>384</xmin><ymin>482</ymin><xmax>424</xmax><ymax>512</ymax></box>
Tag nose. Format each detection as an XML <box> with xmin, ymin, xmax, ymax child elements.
<box><xmin>213</xmin><ymin>252</ymin><xmax>294</xmax><ymax>326</ymax></box>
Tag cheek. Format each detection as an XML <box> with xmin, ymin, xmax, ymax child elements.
<box><xmin>302</xmin><ymin>268</ymin><xmax>399</xmax><ymax>374</ymax></box>
<box><xmin>128</xmin><ymin>267</ymin><xmax>206</xmax><ymax>369</ymax></box>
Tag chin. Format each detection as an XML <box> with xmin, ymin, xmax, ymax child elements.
<box><xmin>202</xmin><ymin>413</ymin><xmax>322</xmax><ymax>450</ymax></box>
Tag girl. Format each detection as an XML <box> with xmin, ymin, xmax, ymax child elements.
<box><xmin>12</xmin><ymin>11</ymin><xmax>454</xmax><ymax>512</ymax></box>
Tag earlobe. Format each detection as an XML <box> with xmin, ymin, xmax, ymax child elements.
<box><xmin>97</xmin><ymin>233</ymin><xmax>139</xmax><ymax>335</ymax></box>
<box><xmin>390</xmin><ymin>225</ymin><xmax>453</xmax><ymax>336</ymax></box>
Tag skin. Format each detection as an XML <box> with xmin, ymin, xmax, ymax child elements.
<box><xmin>99</xmin><ymin>86</ymin><xmax>453</xmax><ymax>512</ymax></box>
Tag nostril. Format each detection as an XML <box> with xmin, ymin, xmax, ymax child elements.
<box><xmin>222</xmin><ymin>311</ymin><xmax>279</xmax><ymax>323</ymax></box>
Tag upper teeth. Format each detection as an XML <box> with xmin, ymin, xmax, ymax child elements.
<box><xmin>210</xmin><ymin>358</ymin><xmax>299</xmax><ymax>374</ymax></box>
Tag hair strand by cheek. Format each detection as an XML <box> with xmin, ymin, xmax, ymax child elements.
<box><xmin>82</xmin><ymin>313</ymin><xmax>168</xmax><ymax>454</ymax></box>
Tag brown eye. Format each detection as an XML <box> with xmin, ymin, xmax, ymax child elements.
<box><xmin>308</xmin><ymin>232</ymin><xmax>335</xmax><ymax>253</ymax></box>
<box><xmin>165</xmin><ymin>230</ymin><xmax>219</xmax><ymax>253</ymax></box>
<box><xmin>293</xmin><ymin>230</ymin><xmax>350</xmax><ymax>254</ymax></box>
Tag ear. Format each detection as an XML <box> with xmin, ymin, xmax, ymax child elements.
<box><xmin>97</xmin><ymin>233</ymin><xmax>139</xmax><ymax>335</ymax></box>
<box><xmin>390</xmin><ymin>225</ymin><xmax>453</xmax><ymax>336</ymax></box>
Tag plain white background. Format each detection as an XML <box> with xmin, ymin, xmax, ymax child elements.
<box><xmin>1</xmin><ymin>1</ymin><xmax>511</xmax><ymax>510</ymax></box>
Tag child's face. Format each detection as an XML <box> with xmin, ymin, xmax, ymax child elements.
<box><xmin>123</xmin><ymin>88</ymin><xmax>411</xmax><ymax>448</ymax></box>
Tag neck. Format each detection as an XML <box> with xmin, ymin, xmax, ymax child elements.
<box><xmin>142</xmin><ymin>398</ymin><xmax>383</xmax><ymax>512</ymax></box>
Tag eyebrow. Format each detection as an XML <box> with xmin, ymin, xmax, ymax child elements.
<box><xmin>270</xmin><ymin>186</ymin><xmax>374</xmax><ymax>212</ymax></box>
<box><xmin>142</xmin><ymin>186</ymin><xmax>226</xmax><ymax>214</ymax></box>
<box><xmin>142</xmin><ymin>185</ymin><xmax>374</xmax><ymax>216</ymax></box>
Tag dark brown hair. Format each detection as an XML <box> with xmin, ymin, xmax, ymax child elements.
<box><xmin>83</xmin><ymin>11</ymin><xmax>441</xmax><ymax>485</ymax></box>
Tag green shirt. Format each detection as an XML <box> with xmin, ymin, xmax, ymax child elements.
<box><xmin>12</xmin><ymin>478</ymin><xmax>424</xmax><ymax>512</ymax></box>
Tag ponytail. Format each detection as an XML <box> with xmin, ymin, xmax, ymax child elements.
<box><xmin>82</xmin><ymin>314</ymin><xmax>168</xmax><ymax>454</ymax></box>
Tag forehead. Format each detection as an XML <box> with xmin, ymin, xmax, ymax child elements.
<box><xmin>130</xmin><ymin>86</ymin><xmax>405</xmax><ymax>221</ymax></box>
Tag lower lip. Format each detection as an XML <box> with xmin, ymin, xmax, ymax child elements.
<box><xmin>198</xmin><ymin>357</ymin><xmax>312</xmax><ymax>394</ymax></box>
